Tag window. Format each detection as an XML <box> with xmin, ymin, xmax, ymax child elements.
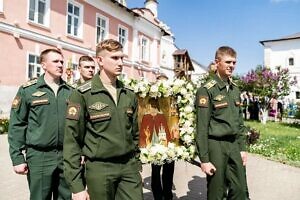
<box><xmin>28</xmin><ymin>0</ymin><xmax>50</xmax><ymax>26</ymax></box>
<box><xmin>67</xmin><ymin>1</ymin><xmax>82</xmax><ymax>37</ymax></box>
<box><xmin>118</xmin><ymin>26</ymin><xmax>128</xmax><ymax>53</ymax></box>
<box><xmin>140</xmin><ymin>37</ymin><xmax>149</xmax><ymax>61</ymax></box>
<box><xmin>296</xmin><ymin>91</ymin><xmax>300</xmax><ymax>99</ymax></box>
<box><xmin>289</xmin><ymin>57</ymin><xmax>294</xmax><ymax>66</ymax></box>
<box><xmin>28</xmin><ymin>54</ymin><xmax>42</xmax><ymax>80</ymax></box>
<box><xmin>96</xmin><ymin>15</ymin><xmax>108</xmax><ymax>43</ymax></box>
<box><xmin>0</xmin><ymin>0</ymin><xmax>3</xmax><ymax>13</ymax></box>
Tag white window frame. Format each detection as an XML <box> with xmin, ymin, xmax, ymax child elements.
<box><xmin>0</xmin><ymin>0</ymin><xmax>4</xmax><ymax>13</ymax></box>
<box><xmin>140</xmin><ymin>36</ymin><xmax>149</xmax><ymax>62</ymax></box>
<box><xmin>118</xmin><ymin>25</ymin><xmax>128</xmax><ymax>54</ymax></box>
<box><xmin>28</xmin><ymin>0</ymin><xmax>50</xmax><ymax>27</ymax></box>
<box><xmin>96</xmin><ymin>14</ymin><xmax>109</xmax><ymax>44</ymax></box>
<box><xmin>27</xmin><ymin>53</ymin><xmax>43</xmax><ymax>80</ymax></box>
<box><xmin>67</xmin><ymin>0</ymin><xmax>83</xmax><ymax>38</ymax></box>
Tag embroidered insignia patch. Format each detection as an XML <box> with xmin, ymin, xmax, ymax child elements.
<box><xmin>12</xmin><ymin>96</ymin><xmax>21</xmax><ymax>109</ymax></box>
<box><xmin>214</xmin><ymin>95</ymin><xmax>225</xmax><ymax>101</ymax></box>
<box><xmin>31</xmin><ymin>99</ymin><xmax>49</xmax><ymax>106</ymax></box>
<box><xmin>198</xmin><ymin>96</ymin><xmax>208</xmax><ymax>107</ymax></box>
<box><xmin>90</xmin><ymin>112</ymin><xmax>111</xmax><ymax>120</ymax></box>
<box><xmin>66</xmin><ymin>103</ymin><xmax>81</xmax><ymax>120</ymax></box>
<box><xmin>214</xmin><ymin>102</ymin><xmax>228</xmax><ymax>109</ymax></box>
<box><xmin>32</xmin><ymin>91</ymin><xmax>46</xmax><ymax>97</ymax></box>
<box><xmin>89</xmin><ymin>102</ymin><xmax>108</xmax><ymax>111</ymax></box>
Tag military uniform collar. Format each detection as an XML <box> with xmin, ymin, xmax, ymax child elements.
<box><xmin>91</xmin><ymin>75</ymin><xmax>125</xmax><ymax>93</ymax></box>
<box><xmin>213</xmin><ymin>74</ymin><xmax>227</xmax><ymax>90</ymax></box>
<box><xmin>36</xmin><ymin>74</ymin><xmax>68</xmax><ymax>89</ymax></box>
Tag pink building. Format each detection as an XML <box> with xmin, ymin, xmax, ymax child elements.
<box><xmin>0</xmin><ymin>0</ymin><xmax>173</xmax><ymax>116</ymax></box>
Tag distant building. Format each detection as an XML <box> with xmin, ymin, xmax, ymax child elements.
<box><xmin>260</xmin><ymin>32</ymin><xmax>300</xmax><ymax>101</ymax></box>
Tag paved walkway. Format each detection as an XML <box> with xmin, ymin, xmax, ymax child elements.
<box><xmin>1</xmin><ymin>134</ymin><xmax>300</xmax><ymax>200</ymax></box>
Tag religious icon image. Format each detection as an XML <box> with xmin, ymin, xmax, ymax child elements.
<box><xmin>138</xmin><ymin>97</ymin><xmax>180</xmax><ymax>148</ymax></box>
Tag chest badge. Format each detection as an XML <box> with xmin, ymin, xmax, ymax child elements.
<box><xmin>32</xmin><ymin>91</ymin><xmax>46</xmax><ymax>97</ymax></box>
<box><xmin>214</xmin><ymin>95</ymin><xmax>225</xmax><ymax>101</ymax></box>
<box><xmin>89</xmin><ymin>102</ymin><xmax>108</xmax><ymax>111</ymax></box>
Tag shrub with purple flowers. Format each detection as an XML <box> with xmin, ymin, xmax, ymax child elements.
<box><xmin>239</xmin><ymin>65</ymin><xmax>297</xmax><ymax>110</ymax></box>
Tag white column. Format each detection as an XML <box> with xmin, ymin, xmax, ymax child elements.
<box><xmin>132</xmin><ymin>29</ymin><xmax>139</xmax><ymax>62</ymax></box>
<box><xmin>151</xmin><ymin>38</ymin><xmax>158</xmax><ymax>69</ymax></box>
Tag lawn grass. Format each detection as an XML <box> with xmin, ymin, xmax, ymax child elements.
<box><xmin>245</xmin><ymin>121</ymin><xmax>300</xmax><ymax>167</ymax></box>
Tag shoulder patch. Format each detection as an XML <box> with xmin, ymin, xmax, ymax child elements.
<box><xmin>204</xmin><ymin>80</ymin><xmax>216</xmax><ymax>90</ymax></box>
<box><xmin>11</xmin><ymin>96</ymin><xmax>21</xmax><ymax>109</ymax></box>
<box><xmin>78</xmin><ymin>81</ymin><xmax>91</xmax><ymax>93</ymax></box>
<box><xmin>198</xmin><ymin>96</ymin><xmax>208</xmax><ymax>107</ymax></box>
<box><xmin>22</xmin><ymin>79</ymin><xmax>37</xmax><ymax>88</ymax></box>
<box><xmin>66</xmin><ymin>103</ymin><xmax>81</xmax><ymax>120</ymax></box>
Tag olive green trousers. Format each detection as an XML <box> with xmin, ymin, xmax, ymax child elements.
<box><xmin>207</xmin><ymin>138</ymin><xmax>247</xmax><ymax>200</ymax></box>
<box><xmin>26</xmin><ymin>148</ymin><xmax>71</xmax><ymax>200</ymax></box>
<box><xmin>85</xmin><ymin>156</ymin><xmax>143</xmax><ymax>200</ymax></box>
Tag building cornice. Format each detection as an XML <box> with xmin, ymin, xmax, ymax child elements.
<box><xmin>0</xmin><ymin>22</ymin><xmax>94</xmax><ymax>55</ymax></box>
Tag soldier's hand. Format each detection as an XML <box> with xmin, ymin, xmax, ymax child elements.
<box><xmin>13</xmin><ymin>163</ymin><xmax>28</xmax><ymax>175</ymax></box>
<box><xmin>240</xmin><ymin>151</ymin><xmax>248</xmax><ymax>166</ymax></box>
<box><xmin>72</xmin><ymin>190</ymin><xmax>90</xmax><ymax>200</ymax></box>
<box><xmin>200</xmin><ymin>162</ymin><xmax>216</xmax><ymax>176</ymax></box>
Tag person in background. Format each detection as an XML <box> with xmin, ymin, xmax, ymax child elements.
<box><xmin>195</xmin><ymin>46</ymin><xmax>248</xmax><ymax>200</ymax></box>
<box><xmin>63</xmin><ymin>39</ymin><xmax>143</xmax><ymax>200</ymax></box>
<box><xmin>74</xmin><ymin>55</ymin><xmax>96</xmax><ymax>86</ymax></box>
<box><xmin>8</xmin><ymin>48</ymin><xmax>72</xmax><ymax>200</ymax></box>
<box><xmin>148</xmin><ymin>73</ymin><xmax>175</xmax><ymax>200</ymax></box>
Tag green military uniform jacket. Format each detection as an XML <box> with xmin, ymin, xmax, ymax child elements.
<box><xmin>64</xmin><ymin>75</ymin><xmax>140</xmax><ymax>193</ymax></box>
<box><xmin>196</xmin><ymin>74</ymin><xmax>247</xmax><ymax>163</ymax></box>
<box><xmin>8</xmin><ymin>75</ymin><xmax>72</xmax><ymax>166</ymax></box>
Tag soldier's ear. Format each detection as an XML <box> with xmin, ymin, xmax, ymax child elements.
<box><xmin>41</xmin><ymin>62</ymin><xmax>47</xmax><ymax>71</ymax></box>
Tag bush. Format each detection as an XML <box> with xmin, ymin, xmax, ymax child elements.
<box><xmin>0</xmin><ymin>118</ymin><xmax>9</xmax><ymax>134</ymax></box>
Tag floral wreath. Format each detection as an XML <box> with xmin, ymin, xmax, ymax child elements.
<box><xmin>123</xmin><ymin>78</ymin><xmax>197</xmax><ymax>165</ymax></box>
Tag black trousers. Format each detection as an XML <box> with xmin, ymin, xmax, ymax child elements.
<box><xmin>151</xmin><ymin>161</ymin><xmax>175</xmax><ymax>200</ymax></box>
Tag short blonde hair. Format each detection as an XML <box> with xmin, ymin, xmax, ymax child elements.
<box><xmin>96</xmin><ymin>39</ymin><xmax>123</xmax><ymax>56</ymax></box>
<box><xmin>215</xmin><ymin>46</ymin><xmax>236</xmax><ymax>60</ymax></box>
<box><xmin>39</xmin><ymin>48</ymin><xmax>63</xmax><ymax>63</ymax></box>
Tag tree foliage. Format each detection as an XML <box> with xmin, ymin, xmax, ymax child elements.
<box><xmin>239</xmin><ymin>65</ymin><xmax>297</xmax><ymax>99</ymax></box>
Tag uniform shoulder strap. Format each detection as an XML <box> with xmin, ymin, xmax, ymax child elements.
<box><xmin>78</xmin><ymin>81</ymin><xmax>91</xmax><ymax>93</ymax></box>
<box><xmin>22</xmin><ymin>79</ymin><xmax>38</xmax><ymax>88</ymax></box>
<box><xmin>203</xmin><ymin>80</ymin><xmax>217</xmax><ymax>90</ymax></box>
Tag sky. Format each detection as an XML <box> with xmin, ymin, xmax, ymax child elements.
<box><xmin>126</xmin><ymin>0</ymin><xmax>300</xmax><ymax>75</ymax></box>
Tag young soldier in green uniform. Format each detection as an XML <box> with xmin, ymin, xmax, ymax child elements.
<box><xmin>73</xmin><ymin>55</ymin><xmax>96</xmax><ymax>87</ymax></box>
<box><xmin>8</xmin><ymin>48</ymin><xmax>72</xmax><ymax>200</ymax></box>
<box><xmin>196</xmin><ymin>46</ymin><xmax>248</xmax><ymax>200</ymax></box>
<box><xmin>63</xmin><ymin>39</ymin><xmax>143</xmax><ymax>200</ymax></box>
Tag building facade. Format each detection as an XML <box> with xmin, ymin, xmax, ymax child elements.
<box><xmin>0</xmin><ymin>0</ymin><xmax>206</xmax><ymax>117</ymax></box>
<box><xmin>260</xmin><ymin>32</ymin><xmax>300</xmax><ymax>101</ymax></box>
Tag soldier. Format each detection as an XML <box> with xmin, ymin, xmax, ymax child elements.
<box><xmin>195</xmin><ymin>46</ymin><xmax>248</xmax><ymax>200</ymax></box>
<box><xmin>74</xmin><ymin>55</ymin><xmax>96</xmax><ymax>86</ymax></box>
<box><xmin>8</xmin><ymin>48</ymin><xmax>72</xmax><ymax>200</ymax></box>
<box><xmin>63</xmin><ymin>39</ymin><xmax>143</xmax><ymax>200</ymax></box>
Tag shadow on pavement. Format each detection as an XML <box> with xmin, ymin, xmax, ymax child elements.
<box><xmin>142</xmin><ymin>175</ymin><xmax>207</xmax><ymax>200</ymax></box>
